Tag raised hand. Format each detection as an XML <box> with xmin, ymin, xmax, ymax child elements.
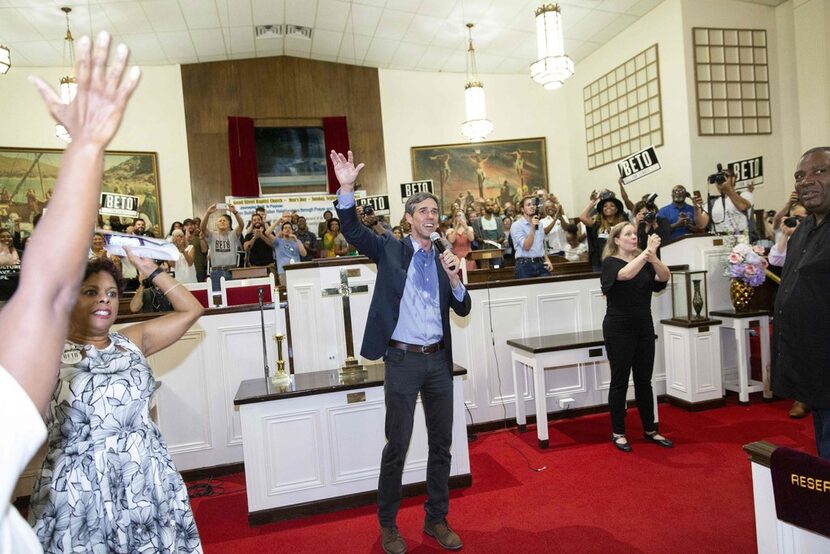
<box><xmin>124</xmin><ymin>246</ymin><xmax>160</xmax><ymax>280</ymax></box>
<box><xmin>30</xmin><ymin>32</ymin><xmax>140</xmax><ymax>149</ymax></box>
<box><xmin>329</xmin><ymin>150</ymin><xmax>365</xmax><ymax>190</ymax></box>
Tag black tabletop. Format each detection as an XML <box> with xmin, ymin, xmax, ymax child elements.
<box><xmin>234</xmin><ymin>363</ymin><xmax>468</xmax><ymax>405</ymax></box>
<box><xmin>506</xmin><ymin>330</ymin><xmax>606</xmax><ymax>354</ymax></box>
<box><xmin>710</xmin><ymin>309</ymin><xmax>770</xmax><ymax>318</ymax></box>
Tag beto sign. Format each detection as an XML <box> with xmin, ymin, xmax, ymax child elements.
<box><xmin>617</xmin><ymin>146</ymin><xmax>662</xmax><ymax>185</ymax></box>
<box><xmin>99</xmin><ymin>192</ymin><xmax>139</xmax><ymax>218</ymax></box>
<box><xmin>728</xmin><ymin>156</ymin><xmax>763</xmax><ymax>188</ymax></box>
<box><xmin>400</xmin><ymin>180</ymin><xmax>434</xmax><ymax>201</ymax></box>
<box><xmin>356</xmin><ymin>195</ymin><xmax>390</xmax><ymax>216</ymax></box>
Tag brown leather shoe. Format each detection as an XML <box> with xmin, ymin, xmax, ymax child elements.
<box><xmin>423</xmin><ymin>519</ymin><xmax>463</xmax><ymax>551</ymax></box>
<box><xmin>789</xmin><ymin>401</ymin><xmax>810</xmax><ymax>419</ymax></box>
<box><xmin>381</xmin><ymin>527</ymin><xmax>406</xmax><ymax>554</ymax></box>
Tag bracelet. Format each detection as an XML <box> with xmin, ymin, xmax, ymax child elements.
<box><xmin>162</xmin><ymin>282</ymin><xmax>183</xmax><ymax>296</ymax></box>
<box><xmin>146</xmin><ymin>266</ymin><xmax>164</xmax><ymax>285</ymax></box>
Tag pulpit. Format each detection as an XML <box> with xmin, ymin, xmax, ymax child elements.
<box><xmin>283</xmin><ymin>257</ymin><xmax>377</xmax><ymax>373</ymax></box>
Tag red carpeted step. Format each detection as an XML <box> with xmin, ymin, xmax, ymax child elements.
<box><xmin>188</xmin><ymin>397</ymin><xmax>814</xmax><ymax>553</ymax></box>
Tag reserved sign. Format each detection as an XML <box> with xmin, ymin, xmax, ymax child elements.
<box><xmin>728</xmin><ymin>156</ymin><xmax>764</xmax><ymax>189</ymax></box>
<box><xmin>770</xmin><ymin>446</ymin><xmax>830</xmax><ymax>538</ymax></box>
<box><xmin>617</xmin><ymin>146</ymin><xmax>662</xmax><ymax>185</ymax></box>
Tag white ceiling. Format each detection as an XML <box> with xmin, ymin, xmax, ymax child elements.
<box><xmin>0</xmin><ymin>0</ymin><xmax>787</xmax><ymax>74</ymax></box>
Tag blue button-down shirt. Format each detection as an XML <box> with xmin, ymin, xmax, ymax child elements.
<box><xmin>510</xmin><ymin>217</ymin><xmax>546</xmax><ymax>258</ymax></box>
<box><xmin>274</xmin><ymin>237</ymin><xmax>300</xmax><ymax>275</ymax></box>
<box><xmin>337</xmin><ymin>190</ymin><xmax>466</xmax><ymax>345</ymax></box>
<box><xmin>657</xmin><ymin>203</ymin><xmax>696</xmax><ymax>240</ymax></box>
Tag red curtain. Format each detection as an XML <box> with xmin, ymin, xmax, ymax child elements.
<box><xmin>227</xmin><ymin>116</ymin><xmax>259</xmax><ymax>197</ymax></box>
<box><xmin>322</xmin><ymin>116</ymin><xmax>350</xmax><ymax>194</ymax></box>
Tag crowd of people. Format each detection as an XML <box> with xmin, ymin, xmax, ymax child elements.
<box><xmin>2</xmin><ymin>27</ymin><xmax>829</xmax><ymax>554</ymax></box>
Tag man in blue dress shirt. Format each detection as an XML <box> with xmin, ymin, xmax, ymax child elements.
<box><xmin>330</xmin><ymin>150</ymin><xmax>471</xmax><ymax>554</ymax></box>
<box><xmin>656</xmin><ymin>185</ymin><xmax>710</xmax><ymax>241</ymax></box>
<box><xmin>510</xmin><ymin>195</ymin><xmax>553</xmax><ymax>278</ymax></box>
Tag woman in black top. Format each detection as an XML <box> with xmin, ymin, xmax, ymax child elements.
<box><xmin>601</xmin><ymin>222</ymin><xmax>672</xmax><ymax>452</ymax></box>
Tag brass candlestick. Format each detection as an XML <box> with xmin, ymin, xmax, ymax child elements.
<box><xmin>271</xmin><ymin>333</ymin><xmax>291</xmax><ymax>387</ymax></box>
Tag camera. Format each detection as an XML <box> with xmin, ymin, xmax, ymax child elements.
<box><xmin>707</xmin><ymin>163</ymin><xmax>728</xmax><ymax>185</ymax></box>
<box><xmin>644</xmin><ymin>211</ymin><xmax>656</xmax><ymax>223</ymax></box>
<box><xmin>362</xmin><ymin>204</ymin><xmax>374</xmax><ymax>215</ymax></box>
<box><xmin>599</xmin><ymin>191</ymin><xmax>614</xmax><ymax>201</ymax></box>
<box><xmin>783</xmin><ymin>215</ymin><xmax>803</xmax><ymax>228</ymax></box>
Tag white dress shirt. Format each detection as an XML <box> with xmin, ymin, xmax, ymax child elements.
<box><xmin>0</xmin><ymin>366</ymin><xmax>46</xmax><ymax>554</ymax></box>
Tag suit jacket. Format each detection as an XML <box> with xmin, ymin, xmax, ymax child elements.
<box><xmin>335</xmin><ymin>202</ymin><xmax>471</xmax><ymax>371</ymax></box>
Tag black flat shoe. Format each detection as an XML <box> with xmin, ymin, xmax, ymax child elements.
<box><xmin>643</xmin><ymin>432</ymin><xmax>673</xmax><ymax>448</ymax></box>
<box><xmin>612</xmin><ymin>435</ymin><xmax>632</xmax><ymax>452</ymax></box>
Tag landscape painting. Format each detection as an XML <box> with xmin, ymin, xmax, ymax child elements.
<box><xmin>0</xmin><ymin>148</ymin><xmax>161</xmax><ymax>236</ymax></box>
<box><xmin>411</xmin><ymin>137</ymin><xmax>548</xmax><ymax>212</ymax></box>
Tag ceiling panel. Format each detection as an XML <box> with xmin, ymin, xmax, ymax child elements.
<box><xmin>0</xmin><ymin>0</ymin><xmax>787</xmax><ymax>75</ymax></box>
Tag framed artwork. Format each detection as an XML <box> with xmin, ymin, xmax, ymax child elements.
<box><xmin>0</xmin><ymin>148</ymin><xmax>162</xmax><ymax>236</ymax></box>
<box><xmin>411</xmin><ymin>137</ymin><xmax>548</xmax><ymax>212</ymax></box>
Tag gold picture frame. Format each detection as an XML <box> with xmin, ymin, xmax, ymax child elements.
<box><xmin>0</xmin><ymin>147</ymin><xmax>162</xmax><ymax>236</ymax></box>
<box><xmin>411</xmin><ymin>137</ymin><xmax>548</xmax><ymax>212</ymax></box>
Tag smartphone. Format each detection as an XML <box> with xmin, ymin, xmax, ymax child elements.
<box><xmin>693</xmin><ymin>190</ymin><xmax>702</xmax><ymax>200</ymax></box>
<box><xmin>216</xmin><ymin>202</ymin><xmax>228</xmax><ymax>210</ymax></box>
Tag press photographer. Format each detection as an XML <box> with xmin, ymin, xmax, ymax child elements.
<box><xmin>633</xmin><ymin>195</ymin><xmax>671</xmax><ymax>257</ymax></box>
<box><xmin>706</xmin><ymin>163</ymin><xmax>754</xmax><ymax>235</ymax></box>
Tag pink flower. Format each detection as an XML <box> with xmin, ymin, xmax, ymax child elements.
<box><xmin>760</xmin><ymin>257</ymin><xmax>769</xmax><ymax>269</ymax></box>
<box><xmin>729</xmin><ymin>252</ymin><xmax>742</xmax><ymax>264</ymax></box>
<box><xmin>752</xmin><ymin>245</ymin><xmax>765</xmax><ymax>254</ymax></box>
<box><xmin>744</xmin><ymin>264</ymin><xmax>757</xmax><ymax>276</ymax></box>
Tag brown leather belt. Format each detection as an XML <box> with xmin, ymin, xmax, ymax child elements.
<box><xmin>388</xmin><ymin>340</ymin><xmax>444</xmax><ymax>354</ymax></box>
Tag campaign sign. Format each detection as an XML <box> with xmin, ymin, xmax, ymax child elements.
<box><xmin>99</xmin><ymin>192</ymin><xmax>139</xmax><ymax>218</ymax></box>
<box><xmin>728</xmin><ymin>156</ymin><xmax>763</xmax><ymax>189</ymax></box>
<box><xmin>356</xmin><ymin>195</ymin><xmax>390</xmax><ymax>216</ymax></box>
<box><xmin>400</xmin><ymin>180</ymin><xmax>434</xmax><ymax>202</ymax></box>
<box><xmin>617</xmin><ymin>146</ymin><xmax>662</xmax><ymax>185</ymax></box>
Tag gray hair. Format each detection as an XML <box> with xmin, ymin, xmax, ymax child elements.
<box><xmin>171</xmin><ymin>229</ymin><xmax>185</xmax><ymax>238</ymax></box>
<box><xmin>404</xmin><ymin>192</ymin><xmax>440</xmax><ymax>215</ymax></box>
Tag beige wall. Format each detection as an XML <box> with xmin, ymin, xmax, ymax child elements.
<box><xmin>378</xmin><ymin>69</ymin><xmax>572</xmax><ymax>224</ymax></box>
<box><xmin>792</xmin><ymin>0</ymin><xmax>830</xmax><ymax>150</ymax></box>
<box><xmin>0</xmin><ymin>64</ymin><xmax>193</xmax><ymax>230</ymax></box>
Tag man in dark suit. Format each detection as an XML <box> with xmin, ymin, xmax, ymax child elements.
<box><xmin>331</xmin><ymin>150</ymin><xmax>471</xmax><ymax>554</ymax></box>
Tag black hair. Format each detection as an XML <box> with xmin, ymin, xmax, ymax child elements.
<box><xmin>84</xmin><ymin>258</ymin><xmax>126</xmax><ymax>296</ymax></box>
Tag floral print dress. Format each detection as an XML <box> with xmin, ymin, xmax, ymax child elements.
<box><xmin>29</xmin><ymin>332</ymin><xmax>202</xmax><ymax>553</ymax></box>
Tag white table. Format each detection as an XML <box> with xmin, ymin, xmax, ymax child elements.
<box><xmin>507</xmin><ymin>330</ymin><xmax>659</xmax><ymax>449</ymax></box>
<box><xmin>710</xmin><ymin>309</ymin><xmax>772</xmax><ymax>404</ymax></box>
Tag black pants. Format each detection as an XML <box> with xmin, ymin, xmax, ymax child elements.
<box><xmin>603</xmin><ymin>314</ymin><xmax>657</xmax><ymax>436</ymax></box>
<box><xmin>377</xmin><ymin>347</ymin><xmax>453</xmax><ymax>528</ymax></box>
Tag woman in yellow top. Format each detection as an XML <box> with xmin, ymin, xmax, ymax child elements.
<box><xmin>321</xmin><ymin>218</ymin><xmax>349</xmax><ymax>257</ymax></box>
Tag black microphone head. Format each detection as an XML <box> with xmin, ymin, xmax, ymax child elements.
<box><xmin>429</xmin><ymin>231</ymin><xmax>441</xmax><ymax>243</ymax></box>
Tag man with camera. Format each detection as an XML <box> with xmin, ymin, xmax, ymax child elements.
<box><xmin>242</xmin><ymin>212</ymin><xmax>275</xmax><ymax>267</ymax></box>
<box><xmin>511</xmin><ymin>195</ymin><xmax>553</xmax><ymax>278</ymax></box>
<box><xmin>634</xmin><ymin>197</ymin><xmax>671</xmax><ymax>256</ymax></box>
<box><xmin>657</xmin><ymin>185</ymin><xmax>710</xmax><ymax>241</ymax></box>
<box><xmin>358</xmin><ymin>203</ymin><xmax>391</xmax><ymax>236</ymax></box>
<box><xmin>707</xmin><ymin>165</ymin><xmax>753</xmax><ymax>235</ymax></box>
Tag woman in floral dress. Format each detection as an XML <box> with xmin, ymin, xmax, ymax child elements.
<box><xmin>29</xmin><ymin>250</ymin><xmax>204</xmax><ymax>552</ymax></box>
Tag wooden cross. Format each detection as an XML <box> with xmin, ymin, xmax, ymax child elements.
<box><xmin>321</xmin><ymin>268</ymin><xmax>369</xmax><ymax>373</ymax></box>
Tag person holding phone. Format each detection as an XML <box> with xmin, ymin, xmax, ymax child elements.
<box><xmin>656</xmin><ymin>185</ymin><xmax>710</xmax><ymax>241</ymax></box>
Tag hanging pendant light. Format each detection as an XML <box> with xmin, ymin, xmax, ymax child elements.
<box><xmin>56</xmin><ymin>7</ymin><xmax>77</xmax><ymax>143</ymax></box>
<box><xmin>530</xmin><ymin>4</ymin><xmax>574</xmax><ymax>90</ymax></box>
<box><xmin>0</xmin><ymin>45</ymin><xmax>10</xmax><ymax>75</ymax></box>
<box><xmin>461</xmin><ymin>23</ymin><xmax>493</xmax><ymax>142</ymax></box>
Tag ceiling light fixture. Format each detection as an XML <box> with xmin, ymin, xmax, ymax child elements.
<box><xmin>461</xmin><ymin>23</ymin><xmax>493</xmax><ymax>142</ymax></box>
<box><xmin>0</xmin><ymin>45</ymin><xmax>10</xmax><ymax>75</ymax></box>
<box><xmin>531</xmin><ymin>4</ymin><xmax>574</xmax><ymax>90</ymax></box>
<box><xmin>56</xmin><ymin>6</ymin><xmax>76</xmax><ymax>142</ymax></box>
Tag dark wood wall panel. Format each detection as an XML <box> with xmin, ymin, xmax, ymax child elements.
<box><xmin>181</xmin><ymin>56</ymin><xmax>387</xmax><ymax>216</ymax></box>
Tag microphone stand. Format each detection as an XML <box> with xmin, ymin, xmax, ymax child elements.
<box><xmin>258</xmin><ymin>288</ymin><xmax>270</xmax><ymax>391</ymax></box>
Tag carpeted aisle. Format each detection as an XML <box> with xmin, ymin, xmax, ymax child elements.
<box><xmin>188</xmin><ymin>396</ymin><xmax>815</xmax><ymax>553</ymax></box>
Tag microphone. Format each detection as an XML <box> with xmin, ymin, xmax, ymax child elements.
<box><xmin>429</xmin><ymin>232</ymin><xmax>457</xmax><ymax>272</ymax></box>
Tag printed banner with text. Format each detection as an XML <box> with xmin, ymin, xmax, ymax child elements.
<box><xmin>617</xmin><ymin>146</ymin><xmax>662</xmax><ymax>185</ymax></box>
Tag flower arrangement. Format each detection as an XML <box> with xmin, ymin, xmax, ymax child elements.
<box><xmin>726</xmin><ymin>239</ymin><xmax>768</xmax><ymax>287</ymax></box>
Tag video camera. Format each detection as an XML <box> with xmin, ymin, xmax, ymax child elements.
<box><xmin>362</xmin><ymin>204</ymin><xmax>374</xmax><ymax>216</ymax></box>
<box><xmin>708</xmin><ymin>163</ymin><xmax>729</xmax><ymax>185</ymax></box>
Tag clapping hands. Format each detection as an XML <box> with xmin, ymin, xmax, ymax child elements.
<box><xmin>645</xmin><ymin>233</ymin><xmax>661</xmax><ymax>261</ymax></box>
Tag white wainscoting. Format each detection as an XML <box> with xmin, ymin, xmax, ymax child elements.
<box><xmin>13</xmin><ymin>304</ymin><xmax>287</xmax><ymax>500</ymax></box>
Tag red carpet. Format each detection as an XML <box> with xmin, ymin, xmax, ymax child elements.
<box><xmin>188</xmin><ymin>396</ymin><xmax>815</xmax><ymax>553</ymax></box>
